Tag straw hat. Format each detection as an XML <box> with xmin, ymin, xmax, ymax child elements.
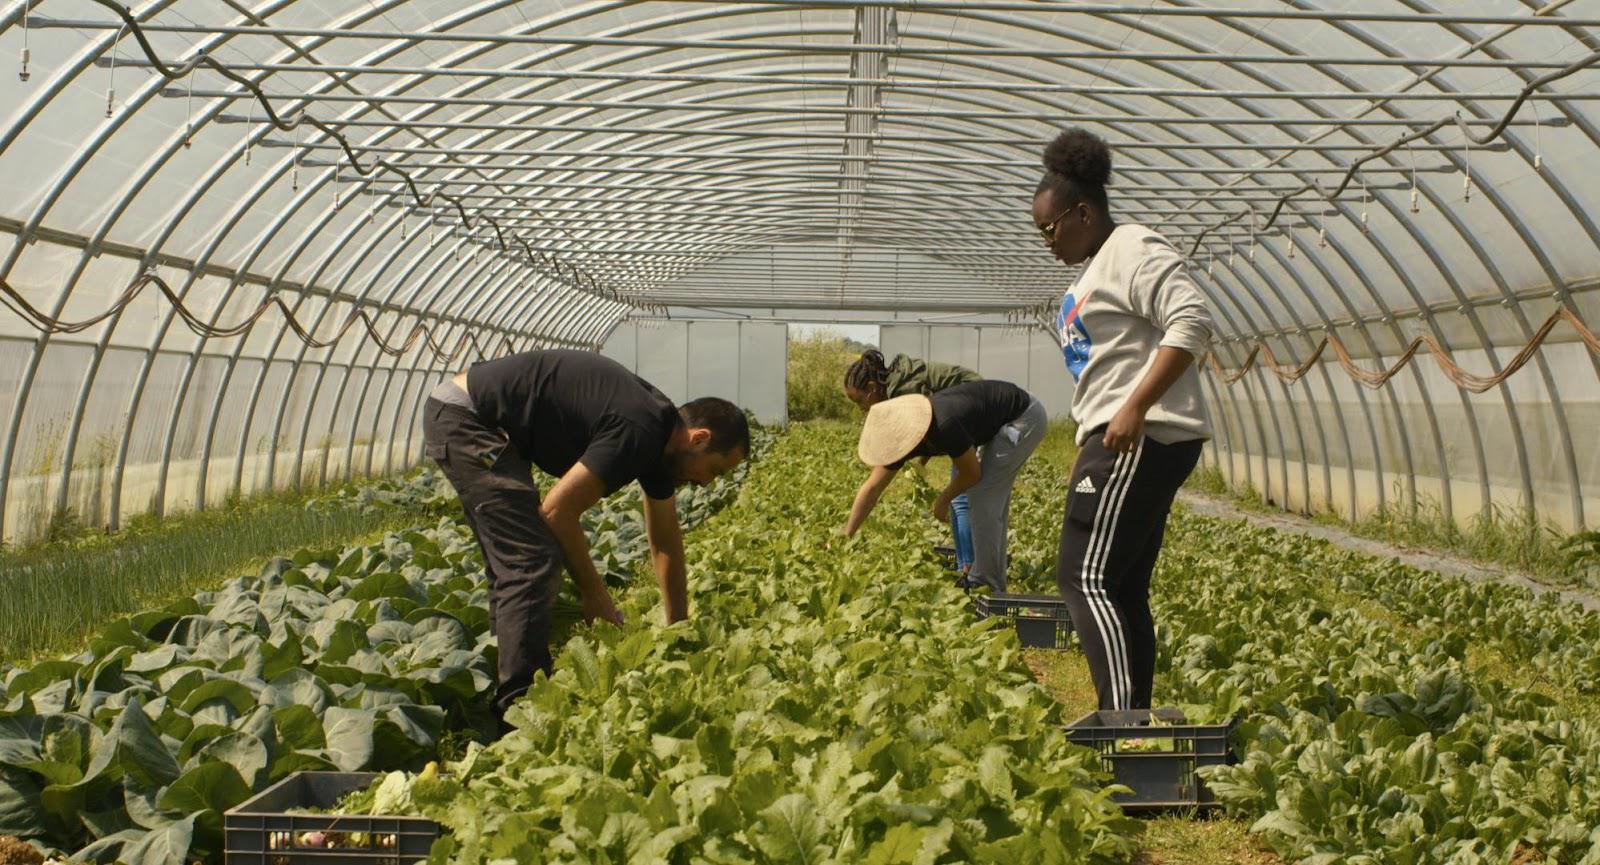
<box><xmin>857</xmin><ymin>394</ymin><xmax>933</xmax><ymax>466</ymax></box>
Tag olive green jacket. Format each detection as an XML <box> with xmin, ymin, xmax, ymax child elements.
<box><xmin>884</xmin><ymin>353</ymin><xmax>981</xmax><ymax>398</ymax></box>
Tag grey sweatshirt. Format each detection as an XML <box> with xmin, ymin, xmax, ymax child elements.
<box><xmin>1054</xmin><ymin>224</ymin><xmax>1215</xmax><ymax>446</ymax></box>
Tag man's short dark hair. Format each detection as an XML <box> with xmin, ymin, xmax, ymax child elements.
<box><xmin>680</xmin><ymin>397</ymin><xmax>749</xmax><ymax>454</ymax></box>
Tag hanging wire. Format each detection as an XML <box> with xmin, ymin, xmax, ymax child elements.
<box><xmin>104</xmin><ymin>23</ymin><xmax>125</xmax><ymax>118</ymax></box>
<box><xmin>1186</xmin><ymin>46</ymin><xmax>1600</xmax><ymax>256</ymax></box>
<box><xmin>1409</xmin><ymin>135</ymin><xmax>1421</xmax><ymax>214</ymax></box>
<box><xmin>1532</xmin><ymin>99</ymin><xmax>1543</xmax><ymax>172</ymax></box>
<box><xmin>1204</xmin><ymin>306</ymin><xmax>1600</xmax><ymax>394</ymax></box>
<box><xmin>0</xmin><ymin>270</ymin><xmax>527</xmax><ymax>361</ymax></box>
<box><xmin>1360</xmin><ymin>179</ymin><xmax>1369</xmax><ymax>234</ymax></box>
<box><xmin>62</xmin><ymin>0</ymin><xmax>631</xmax><ymax>309</ymax></box>
<box><xmin>242</xmin><ymin>98</ymin><xmax>253</xmax><ymax>166</ymax></box>
<box><xmin>183</xmin><ymin>59</ymin><xmax>196</xmax><ymax>148</ymax></box>
<box><xmin>18</xmin><ymin>0</ymin><xmax>31</xmax><ymax>81</ymax></box>
<box><xmin>1461</xmin><ymin>114</ymin><xmax>1473</xmax><ymax>203</ymax></box>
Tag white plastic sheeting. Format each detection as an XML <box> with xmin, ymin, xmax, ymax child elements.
<box><xmin>1</xmin><ymin>2</ymin><xmax>1599</xmax><ymax>540</ymax></box>
<box><xmin>603</xmin><ymin>319</ymin><xmax>788</xmax><ymax>426</ymax></box>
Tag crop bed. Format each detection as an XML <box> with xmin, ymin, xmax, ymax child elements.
<box><xmin>370</xmin><ymin>423</ymin><xmax>1139</xmax><ymax>863</ymax></box>
<box><xmin>7</xmin><ymin>419</ymin><xmax>1600</xmax><ymax>865</ymax></box>
<box><xmin>0</xmin><ymin>428</ymin><xmax>770</xmax><ymax>864</ymax></box>
<box><xmin>1003</xmin><ymin>431</ymin><xmax>1600</xmax><ymax>865</ymax></box>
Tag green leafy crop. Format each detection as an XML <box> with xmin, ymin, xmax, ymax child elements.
<box><xmin>390</xmin><ymin>423</ymin><xmax>1140</xmax><ymax>864</ymax></box>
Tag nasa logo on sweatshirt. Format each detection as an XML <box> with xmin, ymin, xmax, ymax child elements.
<box><xmin>1056</xmin><ymin>292</ymin><xmax>1093</xmax><ymax>381</ymax></box>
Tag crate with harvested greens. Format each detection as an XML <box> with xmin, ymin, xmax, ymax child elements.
<box><xmin>224</xmin><ymin>771</ymin><xmax>441</xmax><ymax>864</ymax></box>
<box><xmin>1065</xmin><ymin>708</ymin><xmax>1238</xmax><ymax>812</ymax></box>
<box><xmin>974</xmin><ymin>592</ymin><xmax>1074</xmax><ymax>649</ymax></box>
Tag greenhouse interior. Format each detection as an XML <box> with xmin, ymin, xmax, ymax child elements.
<box><xmin>1</xmin><ymin>2</ymin><xmax>1599</xmax><ymax>863</ymax></box>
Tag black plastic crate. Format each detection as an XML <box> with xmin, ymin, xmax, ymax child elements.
<box><xmin>1065</xmin><ymin>708</ymin><xmax>1239</xmax><ymax>812</ymax></box>
<box><xmin>932</xmin><ymin>545</ymin><xmax>960</xmax><ymax>572</ymax></box>
<box><xmin>974</xmin><ymin>593</ymin><xmax>1073</xmax><ymax>649</ymax></box>
<box><xmin>225</xmin><ymin>771</ymin><xmax>440</xmax><ymax>865</ymax></box>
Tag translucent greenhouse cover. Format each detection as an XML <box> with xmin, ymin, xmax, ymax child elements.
<box><xmin>0</xmin><ymin>0</ymin><xmax>1598</xmax><ymax>543</ymax></box>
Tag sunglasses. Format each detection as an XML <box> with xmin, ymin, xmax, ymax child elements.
<box><xmin>1038</xmin><ymin>205</ymin><xmax>1074</xmax><ymax>244</ymax></box>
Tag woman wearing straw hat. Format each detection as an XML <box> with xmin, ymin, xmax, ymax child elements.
<box><xmin>1032</xmin><ymin>127</ymin><xmax>1215</xmax><ymax>712</ymax></box>
<box><xmin>845</xmin><ymin>380</ymin><xmax>1048</xmax><ymax>591</ymax></box>
<box><xmin>843</xmin><ymin>349</ymin><xmax>981</xmax><ymax>577</ymax></box>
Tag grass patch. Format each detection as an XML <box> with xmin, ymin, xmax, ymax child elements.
<box><xmin>1337</xmin><ymin>498</ymin><xmax>1577</xmax><ymax>587</ymax></box>
<box><xmin>786</xmin><ymin>332</ymin><xmax>863</xmax><ymax>422</ymax></box>
<box><xmin>1134</xmin><ymin>815</ymin><xmax>1282</xmax><ymax>865</ymax></box>
<box><xmin>0</xmin><ymin>476</ymin><xmax>440</xmax><ymax>666</ymax></box>
<box><xmin>1023</xmin><ymin>648</ymin><xmax>1097</xmax><ymax>718</ymax></box>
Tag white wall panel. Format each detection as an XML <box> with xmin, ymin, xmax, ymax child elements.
<box><xmin>604</xmin><ymin>320</ymin><xmax>787</xmax><ymax>425</ymax></box>
<box><xmin>879</xmin><ymin>325</ymin><xmax>1073</xmax><ymax>419</ymax></box>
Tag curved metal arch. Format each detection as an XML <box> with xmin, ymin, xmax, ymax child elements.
<box><xmin>1399</xmin><ymin>0</ymin><xmax>1598</xmax><ymax>527</ymax></box>
<box><xmin>979</xmin><ymin>0</ymin><xmax>1529</xmax><ymax>527</ymax></box>
<box><xmin>328</xmin><ymin>229</ymin><xmax>545</xmax><ymax>485</ymax></box>
<box><xmin>1068</xmin><ymin>2</ymin><xmax>1429</xmax><ymax>522</ymax></box>
<box><xmin>0</xmin><ymin>0</ymin><xmax>207</xmax><ymax>538</ymax></box>
<box><xmin>3</xmin><ymin>3</ymin><xmax>1600</xmax><ymax>537</ymax></box>
<box><xmin>324</xmin><ymin>3</ymin><xmax>1452</xmax><ymax>514</ymax></box>
<box><xmin>278</xmin><ymin>200</ymin><xmax>521</xmax><ymax>491</ymax></box>
<box><xmin>1236</xmin><ymin>0</ymin><xmax>1569</xmax><ymax>525</ymax></box>
<box><xmin>262</xmin><ymin>3</ymin><xmax>1600</xmax><ymax>527</ymax></box>
<box><xmin>910</xmin><ymin>5</ymin><xmax>1412</xmax><ymax>519</ymax></box>
<box><xmin>4</xmin><ymin>0</ymin><xmax>556</xmax><ymax>532</ymax></box>
<box><xmin>131</xmin><ymin>0</ymin><xmax>618</xmax><ymax>513</ymax></box>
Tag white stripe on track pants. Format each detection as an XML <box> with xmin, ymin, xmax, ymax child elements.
<box><xmin>1055</xmin><ymin>429</ymin><xmax>1202</xmax><ymax>711</ymax></box>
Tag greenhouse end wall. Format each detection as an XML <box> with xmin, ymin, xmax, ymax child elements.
<box><xmin>602</xmin><ymin>319</ymin><xmax>788</xmax><ymax>426</ymax></box>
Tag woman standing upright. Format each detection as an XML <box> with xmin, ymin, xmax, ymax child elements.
<box><xmin>845</xmin><ymin>350</ymin><xmax>981</xmax><ymax>578</ymax></box>
<box><xmin>1033</xmin><ymin>128</ymin><xmax>1216</xmax><ymax>712</ymax></box>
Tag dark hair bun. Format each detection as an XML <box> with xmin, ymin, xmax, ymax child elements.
<box><xmin>1043</xmin><ymin>127</ymin><xmax>1112</xmax><ymax>188</ymax></box>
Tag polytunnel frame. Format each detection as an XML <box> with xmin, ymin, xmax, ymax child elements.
<box><xmin>0</xmin><ymin>1</ymin><xmax>1594</xmax><ymax>539</ymax></box>
<box><xmin>0</xmin><ymin>5</ymin><xmax>1516</xmax><ymax>518</ymax></box>
<box><xmin>365</xmin><ymin>0</ymin><xmax>1590</xmax><ymax>524</ymax></box>
<box><xmin>0</xmin><ymin>1</ymin><xmax>1548</xmax><ymax>511</ymax></box>
<box><xmin>0</xmin><ymin>0</ymin><xmax>629</xmax><ymax>536</ymax></box>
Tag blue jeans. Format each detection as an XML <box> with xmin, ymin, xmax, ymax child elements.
<box><xmin>950</xmin><ymin>469</ymin><xmax>975</xmax><ymax>572</ymax></box>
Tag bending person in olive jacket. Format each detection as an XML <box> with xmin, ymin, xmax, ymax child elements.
<box><xmin>845</xmin><ymin>350</ymin><xmax>981</xmax><ymax>579</ymax></box>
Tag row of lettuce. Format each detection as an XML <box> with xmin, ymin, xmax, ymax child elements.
<box><xmin>0</xmin><ymin>426</ymin><xmax>771</xmax><ymax>864</ymax></box>
<box><xmin>369</xmin><ymin>423</ymin><xmax>1140</xmax><ymax>864</ymax></box>
<box><xmin>999</xmin><ymin>433</ymin><xmax>1600</xmax><ymax>864</ymax></box>
<box><xmin>355</xmin><ymin>422</ymin><xmax>1600</xmax><ymax>864</ymax></box>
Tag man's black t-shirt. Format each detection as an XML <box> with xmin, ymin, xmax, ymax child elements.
<box><xmin>466</xmin><ymin>350</ymin><xmax>681</xmax><ymax>499</ymax></box>
<box><xmin>892</xmin><ymin>380</ymin><xmax>1032</xmax><ymax>468</ymax></box>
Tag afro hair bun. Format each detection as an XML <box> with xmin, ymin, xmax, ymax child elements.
<box><xmin>1042</xmin><ymin>127</ymin><xmax>1112</xmax><ymax>188</ymax></box>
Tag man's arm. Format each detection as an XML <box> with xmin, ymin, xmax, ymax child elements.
<box><xmin>844</xmin><ymin>464</ymin><xmax>900</xmax><ymax>536</ymax></box>
<box><xmin>932</xmin><ymin>447</ymin><xmax>981</xmax><ymax>523</ymax></box>
<box><xmin>540</xmin><ymin>463</ymin><xmax>624</xmax><ymax>625</ymax></box>
<box><xmin>642</xmin><ymin>494</ymin><xmax>688</xmax><ymax>624</ymax></box>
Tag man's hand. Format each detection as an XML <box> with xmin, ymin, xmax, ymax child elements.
<box><xmin>581</xmin><ymin>589</ymin><xmax>625</xmax><ymax>626</ymax></box>
<box><xmin>932</xmin><ymin>494</ymin><xmax>952</xmax><ymax>524</ymax></box>
<box><xmin>643</xmin><ymin>495</ymin><xmax>688</xmax><ymax>625</ymax></box>
<box><xmin>1103</xmin><ymin>402</ymin><xmax>1147</xmax><ymax>454</ymax></box>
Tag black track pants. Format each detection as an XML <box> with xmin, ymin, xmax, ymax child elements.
<box><xmin>1055</xmin><ymin>430</ymin><xmax>1203</xmax><ymax>711</ymax></box>
<box><xmin>421</xmin><ymin>397</ymin><xmax>563</xmax><ymax>720</ymax></box>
